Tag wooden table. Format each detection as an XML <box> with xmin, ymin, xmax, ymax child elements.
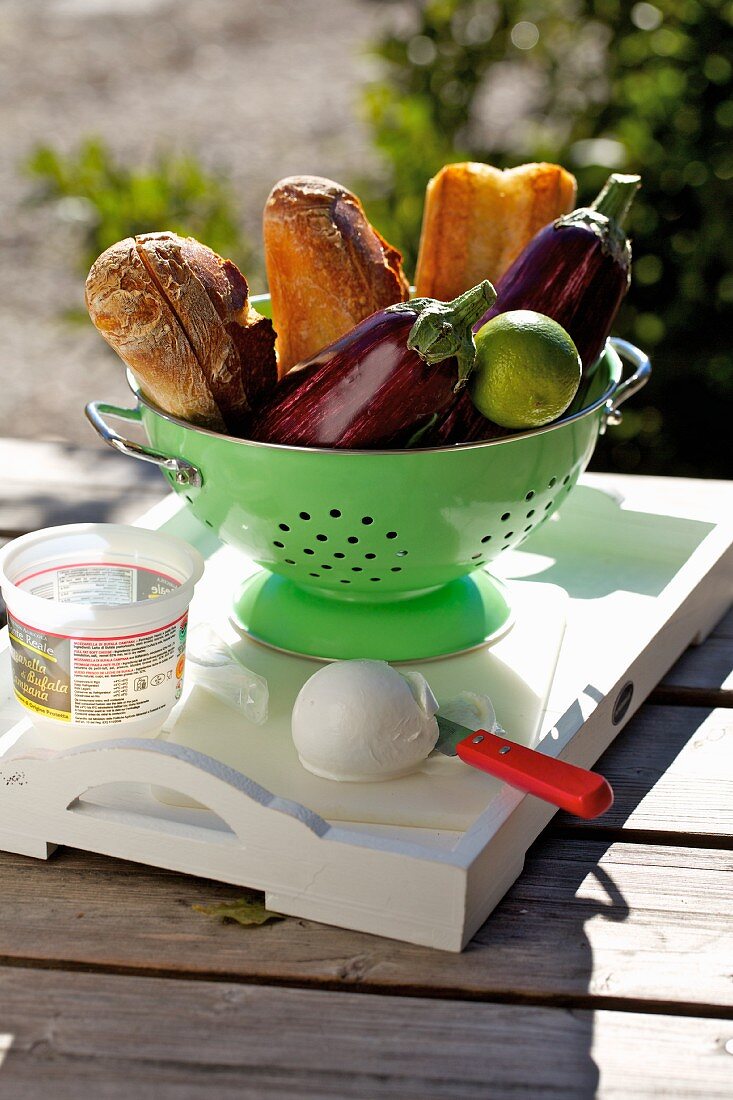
<box><xmin>0</xmin><ymin>439</ymin><xmax>731</xmax><ymax>1098</ymax></box>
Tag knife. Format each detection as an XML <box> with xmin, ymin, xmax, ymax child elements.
<box><xmin>434</xmin><ymin>715</ymin><xmax>613</xmax><ymax>820</ymax></box>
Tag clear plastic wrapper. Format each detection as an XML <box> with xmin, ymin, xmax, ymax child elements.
<box><xmin>438</xmin><ymin>690</ymin><xmax>499</xmax><ymax>733</ymax></box>
<box><xmin>165</xmin><ymin>624</ymin><xmax>268</xmax><ymax>729</ymax></box>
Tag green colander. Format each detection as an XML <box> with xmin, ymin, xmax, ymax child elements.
<box><xmin>86</xmin><ymin>311</ymin><xmax>650</xmax><ymax>661</ymax></box>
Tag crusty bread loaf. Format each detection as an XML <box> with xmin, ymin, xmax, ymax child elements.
<box><xmin>85</xmin><ymin>234</ymin><xmax>277</xmax><ymax>432</ymax></box>
<box><xmin>176</xmin><ymin>236</ymin><xmax>277</xmax><ymax>412</ymax></box>
<box><xmin>85</xmin><ymin>237</ymin><xmax>225</xmax><ymax>429</ymax></box>
<box><xmin>415</xmin><ymin>162</ymin><xmax>577</xmax><ymax>301</ymax></box>
<box><xmin>263</xmin><ymin>176</ymin><xmax>410</xmax><ymax>374</ymax></box>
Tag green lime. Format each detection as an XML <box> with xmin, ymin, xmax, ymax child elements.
<box><xmin>470</xmin><ymin>310</ymin><xmax>582</xmax><ymax>429</ymax></box>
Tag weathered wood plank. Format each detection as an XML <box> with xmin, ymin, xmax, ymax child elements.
<box><xmin>0</xmin><ymin>437</ymin><xmax>163</xmax><ymax>493</ymax></box>
<box><xmin>659</xmin><ymin>639</ymin><xmax>733</xmax><ymax>695</ymax></box>
<box><xmin>0</xmin><ymin>438</ymin><xmax>166</xmax><ymax>536</ymax></box>
<box><xmin>708</xmin><ymin>607</ymin><xmax>733</xmax><ymax>638</ymax></box>
<box><xmin>555</xmin><ymin>705</ymin><xmax>732</xmax><ymax>839</ymax></box>
<box><xmin>0</xmin><ymin>968</ymin><xmax>731</xmax><ymax>1100</ymax></box>
<box><xmin>650</xmin><ymin>686</ymin><xmax>733</xmax><ymax>709</ymax></box>
<box><xmin>652</xmin><ymin>606</ymin><xmax>733</xmax><ymax>703</ymax></box>
<box><xmin>0</xmin><ymin>482</ymin><xmax>166</xmax><ymax>536</ymax></box>
<box><xmin>0</xmin><ymin>439</ymin><xmax>167</xmax><ymax>625</ymax></box>
<box><xmin>0</xmin><ymin>839</ymin><xmax>729</xmax><ymax>1011</ymax></box>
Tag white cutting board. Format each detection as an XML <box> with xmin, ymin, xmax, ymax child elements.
<box><xmin>156</xmin><ymin>551</ymin><xmax>567</xmax><ymax>831</ymax></box>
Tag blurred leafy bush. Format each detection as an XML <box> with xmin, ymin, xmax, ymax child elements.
<box><xmin>361</xmin><ymin>0</ymin><xmax>732</xmax><ymax>477</ymax></box>
<box><xmin>25</xmin><ymin>137</ymin><xmax>252</xmax><ymax>277</ymax></box>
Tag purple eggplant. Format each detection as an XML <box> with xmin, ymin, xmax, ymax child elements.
<box><xmin>248</xmin><ymin>281</ymin><xmax>495</xmax><ymax>449</ymax></box>
<box><xmin>428</xmin><ymin>173</ymin><xmax>640</xmax><ymax>446</ymax></box>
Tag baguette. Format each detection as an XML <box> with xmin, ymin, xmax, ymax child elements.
<box><xmin>85</xmin><ymin>234</ymin><xmax>277</xmax><ymax>432</ymax></box>
<box><xmin>263</xmin><ymin>176</ymin><xmax>410</xmax><ymax>374</ymax></box>
<box><xmin>415</xmin><ymin>162</ymin><xmax>577</xmax><ymax>301</ymax></box>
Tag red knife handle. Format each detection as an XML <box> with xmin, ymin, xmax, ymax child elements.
<box><xmin>455</xmin><ymin>730</ymin><xmax>614</xmax><ymax>819</ymax></box>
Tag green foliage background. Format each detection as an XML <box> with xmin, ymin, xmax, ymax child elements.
<box><xmin>26</xmin><ymin>138</ymin><xmax>252</xmax><ymax>276</ymax></box>
<box><xmin>22</xmin><ymin>4</ymin><xmax>731</xmax><ymax>477</ymax></box>
<box><xmin>361</xmin><ymin>0</ymin><xmax>733</xmax><ymax>477</ymax></box>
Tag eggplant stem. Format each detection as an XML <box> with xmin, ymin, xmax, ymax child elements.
<box><xmin>399</xmin><ymin>280</ymin><xmax>497</xmax><ymax>384</ymax></box>
<box><xmin>591</xmin><ymin>174</ymin><xmax>641</xmax><ymax>228</ymax></box>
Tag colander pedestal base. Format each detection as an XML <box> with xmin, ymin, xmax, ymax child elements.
<box><xmin>232</xmin><ymin>570</ymin><xmax>513</xmax><ymax>662</ymax></box>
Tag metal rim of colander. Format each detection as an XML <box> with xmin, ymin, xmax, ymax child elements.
<box><xmin>126</xmin><ymin>355</ymin><xmax>619</xmax><ymax>457</ymax></box>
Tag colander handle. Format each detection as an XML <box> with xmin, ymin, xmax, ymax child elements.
<box><xmin>85</xmin><ymin>401</ymin><xmax>203</xmax><ymax>489</ymax></box>
<box><xmin>605</xmin><ymin>338</ymin><xmax>652</xmax><ymax>427</ymax></box>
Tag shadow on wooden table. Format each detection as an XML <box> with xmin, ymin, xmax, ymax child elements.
<box><xmin>470</xmin><ymin>698</ymin><xmax>714</xmax><ymax>1088</ymax></box>
<box><xmin>471</xmin><ymin>833</ymin><xmax>630</xmax><ymax>1094</ymax></box>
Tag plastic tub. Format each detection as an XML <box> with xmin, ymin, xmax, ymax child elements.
<box><xmin>0</xmin><ymin>523</ymin><xmax>204</xmax><ymax>743</ymax></box>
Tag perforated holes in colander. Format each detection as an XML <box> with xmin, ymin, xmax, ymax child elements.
<box><xmin>273</xmin><ymin>510</ymin><xmax>414</xmax><ymax>583</ymax></box>
<box><xmin>274</xmin><ymin>509</ymin><xmax>354</xmax><ymax>574</ymax></box>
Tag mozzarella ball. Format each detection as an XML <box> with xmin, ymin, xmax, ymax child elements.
<box><xmin>292</xmin><ymin>659</ymin><xmax>439</xmax><ymax>782</ymax></box>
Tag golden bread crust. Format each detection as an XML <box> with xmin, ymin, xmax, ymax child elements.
<box><xmin>415</xmin><ymin>162</ymin><xmax>577</xmax><ymax>300</ymax></box>
<box><xmin>264</xmin><ymin>176</ymin><xmax>409</xmax><ymax>374</ymax></box>
<box><xmin>84</xmin><ymin>237</ymin><xmax>226</xmax><ymax>429</ymax></box>
<box><xmin>85</xmin><ymin>234</ymin><xmax>277</xmax><ymax>433</ymax></box>
<box><xmin>176</xmin><ymin>238</ymin><xmax>277</xmax><ymax>419</ymax></box>
<box><xmin>136</xmin><ymin>233</ymin><xmax>248</xmax><ymax>428</ymax></box>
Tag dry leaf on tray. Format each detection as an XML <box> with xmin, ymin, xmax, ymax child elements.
<box><xmin>192</xmin><ymin>893</ymin><xmax>284</xmax><ymax>927</ymax></box>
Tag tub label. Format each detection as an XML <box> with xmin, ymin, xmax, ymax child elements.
<box><xmin>7</xmin><ymin>611</ymin><xmax>188</xmax><ymax>727</ymax></box>
<box><xmin>7</xmin><ymin>616</ymin><xmax>72</xmax><ymax>722</ymax></box>
<box><xmin>20</xmin><ymin>564</ymin><xmax>179</xmax><ymax>605</ymax></box>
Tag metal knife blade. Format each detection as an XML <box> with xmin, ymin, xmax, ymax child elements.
<box><xmin>434</xmin><ymin>714</ymin><xmax>498</xmax><ymax>756</ymax></box>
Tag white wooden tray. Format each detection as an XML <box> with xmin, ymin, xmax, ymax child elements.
<box><xmin>0</xmin><ymin>474</ymin><xmax>730</xmax><ymax>951</ymax></box>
